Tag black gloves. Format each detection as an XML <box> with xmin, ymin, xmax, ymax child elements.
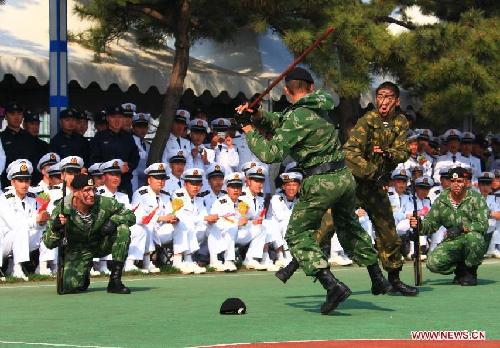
<box><xmin>446</xmin><ymin>225</ymin><xmax>464</xmax><ymax>239</ymax></box>
<box><xmin>52</xmin><ymin>216</ymin><xmax>65</xmax><ymax>234</ymax></box>
<box><xmin>101</xmin><ymin>220</ymin><xmax>118</xmax><ymax>236</ymax></box>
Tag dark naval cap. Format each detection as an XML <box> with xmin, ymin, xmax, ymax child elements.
<box><xmin>220</xmin><ymin>298</ymin><xmax>246</xmax><ymax>315</ymax></box>
<box><xmin>285</xmin><ymin>67</ymin><xmax>314</xmax><ymax>84</ymax></box>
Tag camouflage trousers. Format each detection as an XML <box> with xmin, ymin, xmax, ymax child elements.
<box><xmin>286</xmin><ymin>168</ymin><xmax>378</xmax><ymax>276</ymax></box>
<box><xmin>426</xmin><ymin>232</ymin><xmax>486</xmax><ymax>275</ymax></box>
<box><xmin>61</xmin><ymin>225</ymin><xmax>130</xmax><ymax>293</ymax></box>
<box><xmin>355</xmin><ymin>179</ymin><xmax>403</xmax><ymax>271</ymax></box>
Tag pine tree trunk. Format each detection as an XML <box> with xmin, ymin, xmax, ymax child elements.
<box><xmin>148</xmin><ymin>0</ymin><xmax>191</xmax><ymax>164</ymax></box>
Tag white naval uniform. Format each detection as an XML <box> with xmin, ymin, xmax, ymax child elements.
<box><xmin>433</xmin><ymin>152</ymin><xmax>470</xmax><ymax>183</ymax></box>
<box><xmin>132</xmin><ymin>134</ymin><xmax>150</xmax><ymax>193</ymax></box>
<box><xmin>459</xmin><ymin>153</ymin><xmax>482</xmax><ymax>179</ymax></box>
<box><xmin>161</xmin><ymin>134</ymin><xmax>193</xmax><ymax>172</ymax></box>
<box><xmin>0</xmin><ymin>191</ymin><xmax>45</xmax><ymax>267</ymax></box>
<box><xmin>202</xmin><ymin>189</ymin><xmax>227</xmax><ymax>212</ymax></box>
<box><xmin>163</xmin><ymin>175</ymin><xmax>184</xmax><ymax>197</ymax></box>
<box><xmin>387</xmin><ymin>187</ymin><xmax>408</xmax><ymax>228</ymax></box>
<box><xmin>397</xmin><ymin>195</ymin><xmax>432</xmax><ymax>250</ymax></box>
<box><xmin>427</xmin><ymin>186</ymin><xmax>447</xmax><ymax>251</ymax></box>
<box><xmin>208</xmin><ymin>195</ymin><xmax>265</xmax><ymax>261</ymax></box>
<box><xmin>31</xmin><ymin>181</ymin><xmax>50</xmax><ymax>195</ymax></box>
<box><xmin>96</xmin><ymin>185</ymin><xmax>146</xmax><ymax>262</ymax></box>
<box><xmin>239</xmin><ymin>190</ymin><xmax>284</xmax><ymax>250</ymax></box>
<box><xmin>485</xmin><ymin>193</ymin><xmax>500</xmax><ymax>254</ymax></box>
<box><xmin>131</xmin><ymin>186</ymin><xmax>174</xmax><ymax>254</ymax></box>
<box><xmin>171</xmin><ymin>188</ymin><xmax>209</xmax><ymax>255</ymax></box>
<box><xmin>190</xmin><ymin>144</ymin><xmax>215</xmax><ymax>192</ymax></box>
<box><xmin>214</xmin><ymin>143</ymin><xmax>239</xmax><ymax>175</ymax></box>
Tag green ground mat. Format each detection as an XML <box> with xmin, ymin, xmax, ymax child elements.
<box><xmin>1</xmin><ymin>259</ymin><xmax>499</xmax><ymax>348</ymax></box>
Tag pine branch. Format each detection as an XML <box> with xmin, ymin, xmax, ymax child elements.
<box><xmin>376</xmin><ymin>16</ymin><xmax>416</xmax><ymax>30</ymax></box>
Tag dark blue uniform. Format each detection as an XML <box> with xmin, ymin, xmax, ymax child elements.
<box><xmin>50</xmin><ymin>131</ymin><xmax>90</xmax><ymax>165</ymax></box>
<box><xmin>0</xmin><ymin>128</ymin><xmax>42</xmax><ymax>186</ymax></box>
<box><xmin>89</xmin><ymin>129</ymin><xmax>139</xmax><ymax>196</ymax></box>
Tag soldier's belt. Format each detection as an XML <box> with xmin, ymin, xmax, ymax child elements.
<box><xmin>304</xmin><ymin>160</ymin><xmax>346</xmax><ymax>177</ymax></box>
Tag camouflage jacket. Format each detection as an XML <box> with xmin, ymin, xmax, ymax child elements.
<box><xmin>343</xmin><ymin>110</ymin><xmax>409</xmax><ymax>180</ymax></box>
<box><xmin>420</xmin><ymin>188</ymin><xmax>489</xmax><ymax>236</ymax></box>
<box><xmin>43</xmin><ymin>194</ymin><xmax>135</xmax><ymax>250</ymax></box>
<box><xmin>245</xmin><ymin>89</ymin><xmax>344</xmax><ymax>169</ymax></box>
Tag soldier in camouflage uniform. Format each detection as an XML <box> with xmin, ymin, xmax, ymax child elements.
<box><xmin>410</xmin><ymin>167</ymin><xmax>489</xmax><ymax>286</ymax></box>
<box><xmin>343</xmin><ymin>81</ymin><xmax>418</xmax><ymax>296</ymax></box>
<box><xmin>43</xmin><ymin>174</ymin><xmax>136</xmax><ymax>294</ymax></box>
<box><xmin>236</xmin><ymin>67</ymin><xmax>391</xmax><ymax>315</ymax></box>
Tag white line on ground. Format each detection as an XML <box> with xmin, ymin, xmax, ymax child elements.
<box><xmin>191</xmin><ymin>338</ymin><xmax>406</xmax><ymax>347</ymax></box>
<box><xmin>0</xmin><ymin>340</ymin><xmax>123</xmax><ymax>348</ymax></box>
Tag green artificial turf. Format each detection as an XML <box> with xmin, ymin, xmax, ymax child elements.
<box><xmin>0</xmin><ymin>260</ymin><xmax>499</xmax><ymax>348</ymax></box>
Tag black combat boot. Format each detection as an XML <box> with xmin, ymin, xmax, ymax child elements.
<box><xmin>107</xmin><ymin>261</ymin><xmax>131</xmax><ymax>294</ymax></box>
<box><xmin>460</xmin><ymin>265</ymin><xmax>478</xmax><ymax>286</ymax></box>
<box><xmin>367</xmin><ymin>263</ymin><xmax>392</xmax><ymax>295</ymax></box>
<box><xmin>388</xmin><ymin>268</ymin><xmax>419</xmax><ymax>296</ymax></box>
<box><xmin>275</xmin><ymin>258</ymin><xmax>299</xmax><ymax>284</ymax></box>
<box><xmin>452</xmin><ymin>262</ymin><xmax>466</xmax><ymax>285</ymax></box>
<box><xmin>315</xmin><ymin>268</ymin><xmax>352</xmax><ymax>315</ymax></box>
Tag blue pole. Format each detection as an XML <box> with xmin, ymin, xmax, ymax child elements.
<box><xmin>49</xmin><ymin>0</ymin><xmax>68</xmax><ymax>137</ymax></box>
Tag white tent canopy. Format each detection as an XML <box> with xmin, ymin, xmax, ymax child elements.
<box><xmin>0</xmin><ymin>0</ymin><xmax>271</xmax><ymax>99</ymax></box>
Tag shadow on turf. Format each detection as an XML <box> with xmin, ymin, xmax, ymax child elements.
<box><xmin>429</xmin><ymin>278</ymin><xmax>496</xmax><ymax>286</ymax></box>
<box><xmin>285</xmin><ymin>296</ymin><xmax>394</xmax><ymax>315</ymax></box>
<box><xmin>84</xmin><ymin>286</ymin><xmax>156</xmax><ymax>293</ymax></box>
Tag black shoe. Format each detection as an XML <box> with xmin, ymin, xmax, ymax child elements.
<box><xmin>107</xmin><ymin>261</ymin><xmax>131</xmax><ymax>294</ymax></box>
<box><xmin>460</xmin><ymin>265</ymin><xmax>478</xmax><ymax>286</ymax></box>
<box><xmin>452</xmin><ymin>262</ymin><xmax>466</xmax><ymax>285</ymax></box>
<box><xmin>367</xmin><ymin>263</ymin><xmax>392</xmax><ymax>295</ymax></box>
<box><xmin>388</xmin><ymin>268</ymin><xmax>419</xmax><ymax>296</ymax></box>
<box><xmin>275</xmin><ymin>258</ymin><xmax>299</xmax><ymax>284</ymax></box>
<box><xmin>315</xmin><ymin>268</ymin><xmax>351</xmax><ymax>315</ymax></box>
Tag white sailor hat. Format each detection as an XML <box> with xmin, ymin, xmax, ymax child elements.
<box><xmin>121</xmin><ymin>103</ymin><xmax>136</xmax><ymax>116</ymax></box>
<box><xmin>443</xmin><ymin>129</ymin><xmax>462</xmax><ymax>141</ymax></box>
<box><xmin>132</xmin><ymin>112</ymin><xmax>150</xmax><ymax>125</ymax></box>
<box><xmin>169</xmin><ymin>151</ymin><xmax>187</xmax><ymax>163</ymax></box>
<box><xmin>206</xmin><ymin>163</ymin><xmax>225</xmax><ymax>179</ymax></box>
<box><xmin>240</xmin><ymin>161</ymin><xmax>260</xmax><ymax>173</ymax></box>
<box><xmin>37</xmin><ymin>152</ymin><xmax>60</xmax><ymax>171</ymax></box>
<box><xmin>280</xmin><ymin>172</ymin><xmax>303</xmax><ymax>183</ymax></box>
<box><xmin>246</xmin><ymin>166</ymin><xmax>267</xmax><ymax>180</ymax></box>
<box><xmin>439</xmin><ymin>166</ymin><xmax>451</xmax><ymax>177</ymax></box>
<box><xmin>88</xmin><ymin>163</ymin><xmax>103</xmax><ymax>176</ymax></box>
<box><xmin>100</xmin><ymin>159</ymin><xmax>124</xmax><ymax>174</ymax></box>
<box><xmin>407</xmin><ymin>134</ymin><xmax>419</xmax><ymax>143</ymax></box>
<box><xmin>144</xmin><ymin>163</ymin><xmax>168</xmax><ymax>178</ymax></box>
<box><xmin>460</xmin><ymin>131</ymin><xmax>475</xmax><ymax>143</ymax></box>
<box><xmin>60</xmin><ymin>156</ymin><xmax>84</xmax><ymax>171</ymax></box>
<box><xmin>224</xmin><ymin>172</ymin><xmax>244</xmax><ymax>186</ymax></box>
<box><xmin>391</xmin><ymin>168</ymin><xmax>409</xmax><ymax>180</ymax></box>
<box><xmin>7</xmin><ymin>159</ymin><xmax>33</xmax><ymax>180</ymax></box>
<box><xmin>417</xmin><ymin>129</ymin><xmax>433</xmax><ymax>140</ymax></box>
<box><xmin>47</xmin><ymin>163</ymin><xmax>62</xmax><ymax>176</ymax></box>
<box><xmin>182</xmin><ymin>168</ymin><xmax>204</xmax><ymax>182</ymax></box>
<box><xmin>478</xmin><ymin>172</ymin><xmax>494</xmax><ymax>184</ymax></box>
<box><xmin>410</xmin><ymin>165</ymin><xmax>424</xmax><ymax>173</ymax></box>
<box><xmin>188</xmin><ymin>118</ymin><xmax>209</xmax><ymax>133</ymax></box>
<box><xmin>175</xmin><ymin>109</ymin><xmax>190</xmax><ymax>124</ymax></box>
<box><xmin>211</xmin><ymin>118</ymin><xmax>231</xmax><ymax>131</ymax></box>
<box><xmin>415</xmin><ymin>176</ymin><xmax>433</xmax><ymax>188</ymax></box>
<box><xmin>284</xmin><ymin>161</ymin><xmax>304</xmax><ymax>175</ymax></box>
<box><xmin>429</xmin><ymin>136</ymin><xmax>440</xmax><ymax>148</ymax></box>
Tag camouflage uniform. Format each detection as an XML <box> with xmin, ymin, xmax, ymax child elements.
<box><xmin>343</xmin><ymin>110</ymin><xmax>410</xmax><ymax>271</ymax></box>
<box><xmin>420</xmin><ymin>188</ymin><xmax>489</xmax><ymax>274</ymax></box>
<box><xmin>246</xmin><ymin>90</ymin><xmax>378</xmax><ymax>276</ymax></box>
<box><xmin>43</xmin><ymin>194</ymin><xmax>135</xmax><ymax>293</ymax></box>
